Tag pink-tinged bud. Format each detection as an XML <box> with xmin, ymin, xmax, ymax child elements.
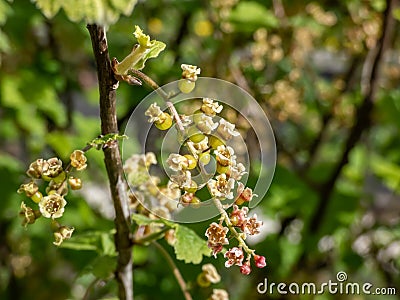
<box><xmin>254</xmin><ymin>255</ymin><xmax>266</xmax><ymax>268</ymax></box>
<box><xmin>240</xmin><ymin>261</ymin><xmax>252</xmax><ymax>275</ymax></box>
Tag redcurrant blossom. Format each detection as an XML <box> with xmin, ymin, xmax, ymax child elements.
<box><xmin>167</xmin><ymin>153</ymin><xmax>189</xmax><ymax>171</ymax></box>
<box><xmin>201</xmin><ymin>263</ymin><xmax>221</xmax><ymax>284</ymax></box>
<box><xmin>201</xmin><ymin>98</ymin><xmax>223</xmax><ymax>116</ymax></box>
<box><xmin>254</xmin><ymin>254</ymin><xmax>267</xmax><ymax>268</ymax></box>
<box><xmin>196</xmin><ymin>114</ymin><xmax>218</xmax><ymax>134</ymax></box>
<box><xmin>230</xmin><ymin>205</ymin><xmax>249</xmax><ymax>230</ymax></box>
<box><xmin>224</xmin><ymin>247</ymin><xmax>244</xmax><ymax>267</ymax></box>
<box><xmin>70</xmin><ymin>150</ymin><xmax>87</xmax><ymax>171</ymax></box>
<box><xmin>207</xmin><ymin>173</ymin><xmax>235</xmax><ymax>199</ymax></box>
<box><xmin>19</xmin><ymin>202</ymin><xmax>38</xmax><ymax>227</ymax></box>
<box><xmin>205</xmin><ymin>222</ymin><xmax>229</xmax><ymax>257</ymax></box>
<box><xmin>181</xmin><ymin>64</ymin><xmax>201</xmax><ymax>81</ymax></box>
<box><xmin>192</xmin><ymin>136</ymin><xmax>210</xmax><ymax>153</ymax></box>
<box><xmin>214</xmin><ymin>145</ymin><xmax>235</xmax><ymax>167</ymax></box>
<box><xmin>145</xmin><ymin>103</ymin><xmax>163</xmax><ymax>122</ymax></box>
<box><xmin>170</xmin><ymin>170</ymin><xmax>192</xmax><ymax>189</ymax></box>
<box><xmin>42</xmin><ymin>157</ymin><xmax>63</xmax><ymax>178</ymax></box>
<box><xmin>17</xmin><ymin>181</ymin><xmax>39</xmax><ymax>197</ymax></box>
<box><xmin>26</xmin><ymin>158</ymin><xmax>46</xmax><ymax>179</ymax></box>
<box><xmin>217</xmin><ymin>119</ymin><xmax>240</xmax><ymax>140</ymax></box>
<box><xmin>240</xmin><ymin>260</ymin><xmax>252</xmax><ymax>275</ymax></box>
<box><xmin>39</xmin><ymin>193</ymin><xmax>67</xmax><ymax>219</ymax></box>
<box><xmin>235</xmin><ymin>185</ymin><xmax>257</xmax><ymax>205</ymax></box>
<box><xmin>229</xmin><ymin>161</ymin><xmax>247</xmax><ymax>181</ymax></box>
<box><xmin>53</xmin><ymin>226</ymin><xmax>75</xmax><ymax>246</ymax></box>
<box><xmin>209</xmin><ymin>289</ymin><xmax>229</xmax><ymax>300</ymax></box>
<box><xmin>244</xmin><ymin>214</ymin><xmax>263</xmax><ymax>235</ymax></box>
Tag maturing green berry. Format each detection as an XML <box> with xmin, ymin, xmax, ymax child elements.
<box><xmin>192</xmin><ymin>109</ymin><xmax>203</xmax><ymax>124</ymax></box>
<box><xmin>155</xmin><ymin>113</ymin><xmax>173</xmax><ymax>130</ymax></box>
<box><xmin>198</xmin><ymin>152</ymin><xmax>211</xmax><ymax>165</ymax></box>
<box><xmin>208</xmin><ymin>135</ymin><xmax>224</xmax><ymax>149</ymax></box>
<box><xmin>53</xmin><ymin>171</ymin><xmax>66</xmax><ymax>184</ymax></box>
<box><xmin>31</xmin><ymin>191</ymin><xmax>43</xmax><ymax>204</ymax></box>
<box><xmin>216</xmin><ymin>163</ymin><xmax>229</xmax><ymax>174</ymax></box>
<box><xmin>184</xmin><ymin>181</ymin><xmax>198</xmax><ymax>193</ymax></box>
<box><xmin>184</xmin><ymin>154</ymin><xmax>197</xmax><ymax>170</ymax></box>
<box><xmin>188</xmin><ymin>126</ymin><xmax>206</xmax><ymax>143</ymax></box>
<box><xmin>178</xmin><ymin>79</ymin><xmax>195</xmax><ymax>93</ymax></box>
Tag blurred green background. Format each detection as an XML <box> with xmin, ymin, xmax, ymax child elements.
<box><xmin>0</xmin><ymin>0</ymin><xmax>399</xmax><ymax>299</ymax></box>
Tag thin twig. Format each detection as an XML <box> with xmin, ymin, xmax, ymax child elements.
<box><xmin>153</xmin><ymin>241</ymin><xmax>193</xmax><ymax>300</ymax></box>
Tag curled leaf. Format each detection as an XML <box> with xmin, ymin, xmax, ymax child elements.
<box><xmin>114</xmin><ymin>25</ymin><xmax>166</xmax><ymax>75</ymax></box>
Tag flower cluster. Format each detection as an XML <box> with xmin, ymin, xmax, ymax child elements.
<box><xmin>17</xmin><ymin>149</ymin><xmax>88</xmax><ymax>246</ymax></box>
<box><xmin>144</xmin><ymin>94</ymin><xmax>266</xmax><ymax>275</ymax></box>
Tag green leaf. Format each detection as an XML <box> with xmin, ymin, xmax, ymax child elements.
<box><xmin>60</xmin><ymin>231</ymin><xmax>115</xmax><ymax>254</ymax></box>
<box><xmin>394</xmin><ymin>8</ymin><xmax>400</xmax><ymax>21</ymax></box>
<box><xmin>0</xmin><ymin>0</ymin><xmax>12</xmax><ymax>26</ymax></box>
<box><xmin>371</xmin><ymin>155</ymin><xmax>400</xmax><ymax>192</ymax></box>
<box><xmin>229</xmin><ymin>2</ymin><xmax>278</xmax><ymax>32</ymax></box>
<box><xmin>32</xmin><ymin>0</ymin><xmax>136</xmax><ymax>25</ymax></box>
<box><xmin>114</xmin><ymin>26</ymin><xmax>166</xmax><ymax>74</ymax></box>
<box><xmin>91</xmin><ymin>255</ymin><xmax>116</xmax><ymax>279</ymax></box>
<box><xmin>131</xmin><ymin>213</ymin><xmax>165</xmax><ymax>226</ymax></box>
<box><xmin>173</xmin><ymin>225</ymin><xmax>210</xmax><ymax>264</ymax></box>
<box><xmin>108</xmin><ymin>0</ymin><xmax>136</xmax><ymax>15</ymax></box>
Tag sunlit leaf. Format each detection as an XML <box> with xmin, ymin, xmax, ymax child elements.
<box><xmin>173</xmin><ymin>224</ymin><xmax>210</xmax><ymax>264</ymax></box>
<box><xmin>229</xmin><ymin>1</ymin><xmax>278</xmax><ymax>31</ymax></box>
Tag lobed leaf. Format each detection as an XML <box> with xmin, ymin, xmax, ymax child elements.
<box><xmin>173</xmin><ymin>224</ymin><xmax>211</xmax><ymax>264</ymax></box>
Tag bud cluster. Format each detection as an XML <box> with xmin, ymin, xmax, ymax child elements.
<box><xmin>17</xmin><ymin>150</ymin><xmax>88</xmax><ymax>246</ymax></box>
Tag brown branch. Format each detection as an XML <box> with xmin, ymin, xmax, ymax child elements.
<box><xmin>309</xmin><ymin>0</ymin><xmax>398</xmax><ymax>232</ymax></box>
<box><xmin>87</xmin><ymin>24</ymin><xmax>133</xmax><ymax>300</ymax></box>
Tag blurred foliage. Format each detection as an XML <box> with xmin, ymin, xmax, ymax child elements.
<box><xmin>1</xmin><ymin>0</ymin><xmax>400</xmax><ymax>299</ymax></box>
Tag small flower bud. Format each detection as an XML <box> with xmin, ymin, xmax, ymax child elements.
<box><xmin>240</xmin><ymin>260</ymin><xmax>252</xmax><ymax>275</ymax></box>
<box><xmin>42</xmin><ymin>158</ymin><xmax>63</xmax><ymax>180</ymax></box>
<box><xmin>235</xmin><ymin>187</ymin><xmax>257</xmax><ymax>205</ymax></box>
<box><xmin>26</xmin><ymin>159</ymin><xmax>46</xmax><ymax>179</ymax></box>
<box><xmin>254</xmin><ymin>254</ymin><xmax>266</xmax><ymax>268</ymax></box>
<box><xmin>68</xmin><ymin>176</ymin><xmax>82</xmax><ymax>190</ymax></box>
<box><xmin>70</xmin><ymin>150</ymin><xmax>87</xmax><ymax>171</ymax></box>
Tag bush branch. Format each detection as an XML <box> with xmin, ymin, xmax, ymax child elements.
<box><xmin>87</xmin><ymin>24</ymin><xmax>133</xmax><ymax>300</ymax></box>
